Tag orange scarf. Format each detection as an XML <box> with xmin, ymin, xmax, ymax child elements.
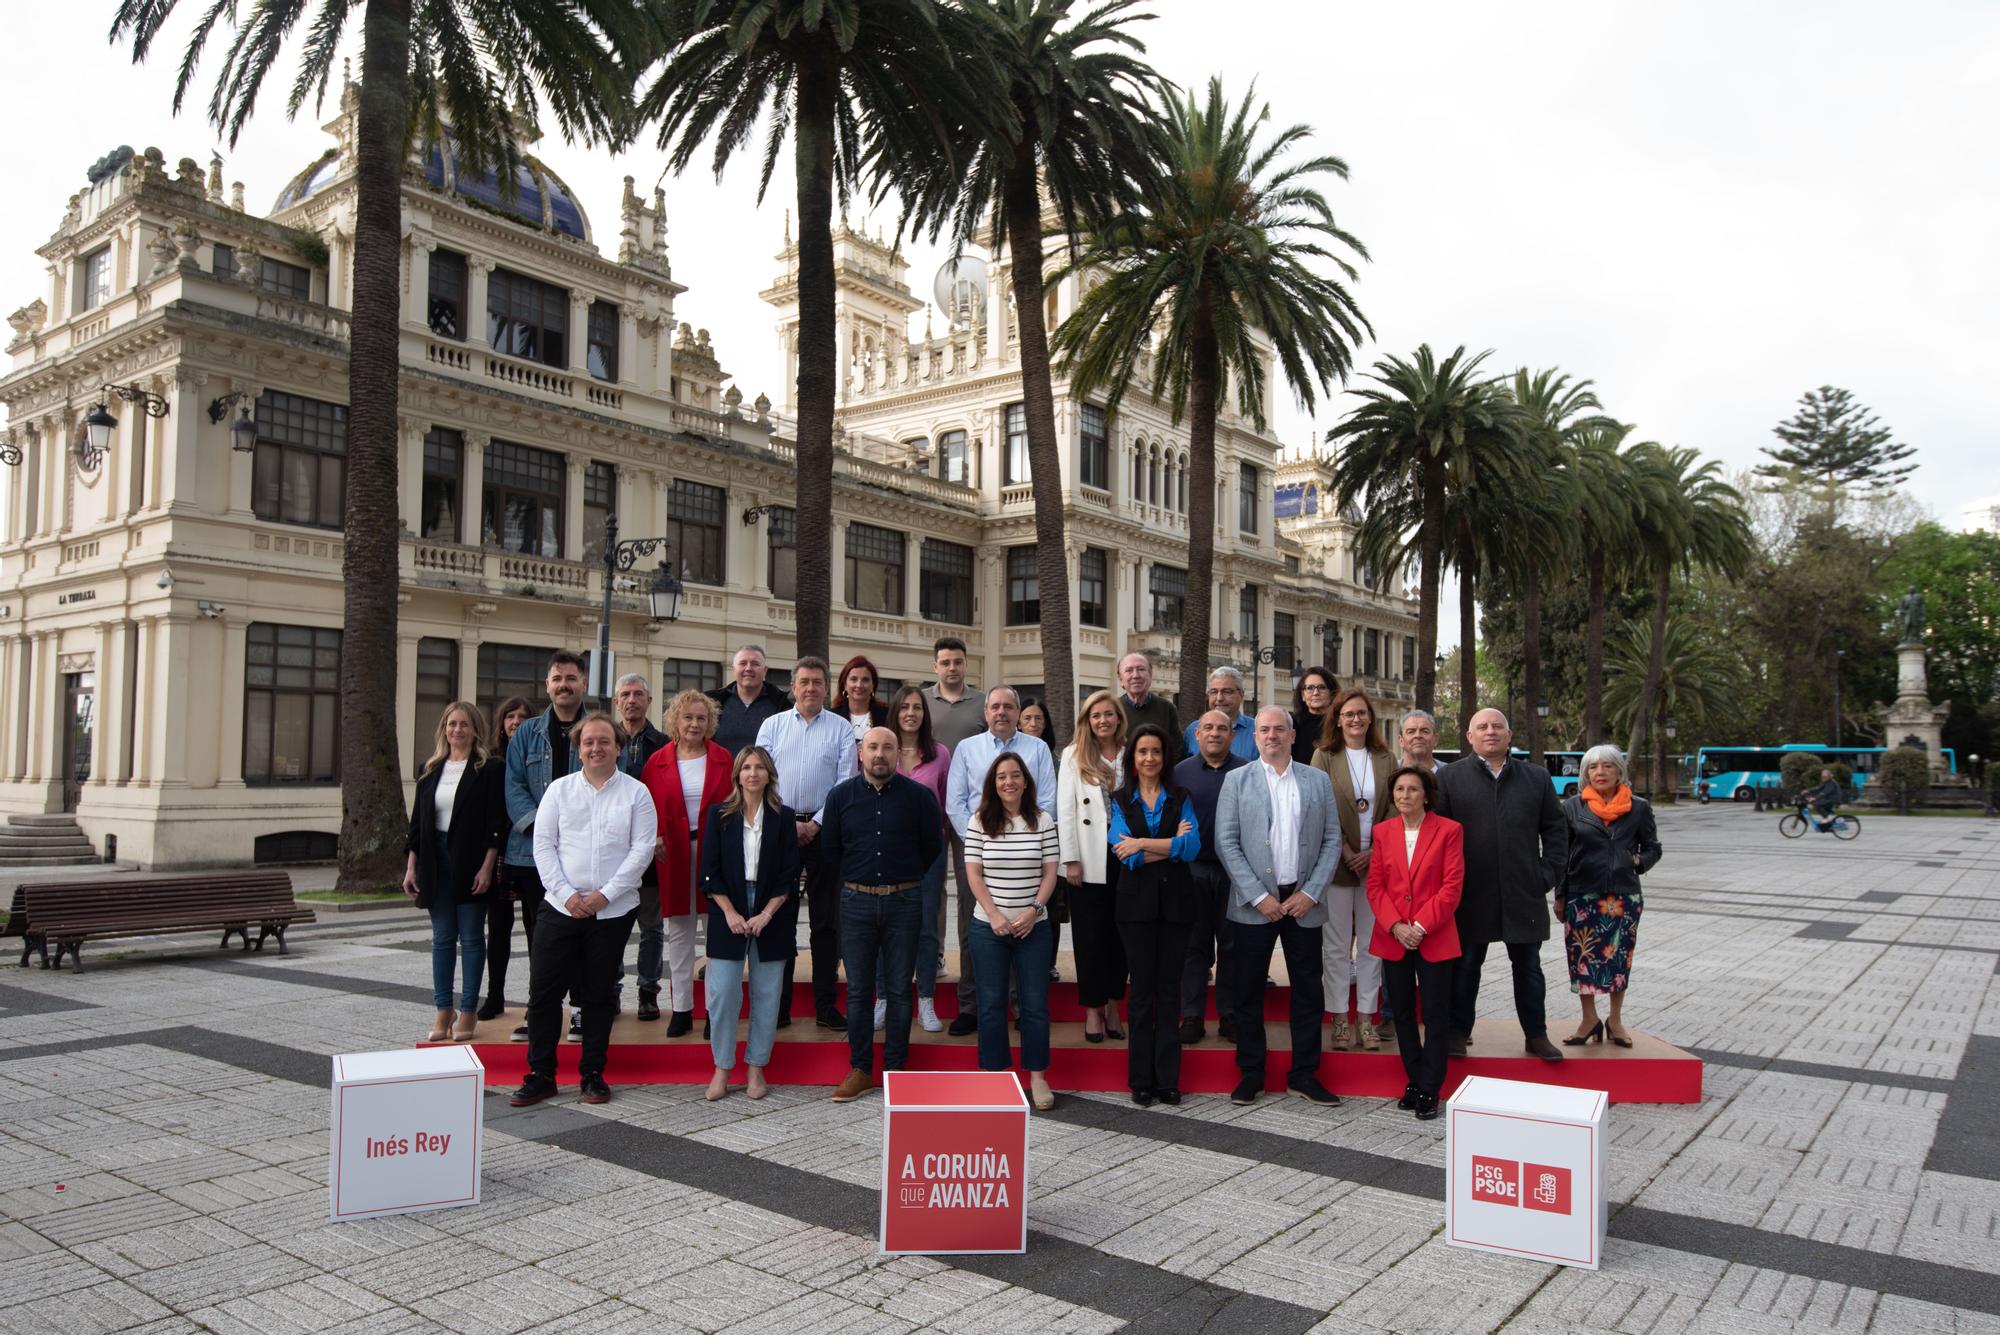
<box><xmin>1582</xmin><ymin>783</ymin><xmax>1633</xmax><ymax>823</ymax></box>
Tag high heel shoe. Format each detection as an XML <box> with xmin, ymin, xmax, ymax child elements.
<box><xmin>1562</xmin><ymin>1020</ymin><xmax>1604</xmax><ymax>1046</ymax></box>
<box><xmin>1103</xmin><ymin>1007</ymin><xmax>1126</xmax><ymax>1041</ymax></box>
<box><xmin>1607</xmin><ymin>1025</ymin><xmax>1633</xmax><ymax>1049</ymax></box>
<box><xmin>425</xmin><ymin>1009</ymin><xmax>451</xmax><ymax>1042</ymax></box>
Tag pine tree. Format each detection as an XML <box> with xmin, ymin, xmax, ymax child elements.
<box><xmin>1757</xmin><ymin>385</ymin><xmax>1916</xmax><ymax>496</ymax></box>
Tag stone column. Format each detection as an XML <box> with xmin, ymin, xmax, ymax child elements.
<box><xmin>466</xmin><ymin>257</ymin><xmax>492</xmax><ymax>349</ymax></box>
<box><xmin>397</xmin><ymin>633</ymin><xmax>420</xmax><ymax>780</ymax></box>
<box><xmin>217</xmin><ymin>616</ymin><xmax>249</xmax><ymax>786</ymax></box>
<box><xmin>89</xmin><ymin>623</ymin><xmax>115</xmax><ymax>786</ymax></box>
<box><xmin>406</xmin><ymin>235</ymin><xmax>433</xmax><ymax>327</ymax></box>
<box><xmin>399</xmin><ymin>418</ymin><xmax>426</xmax><ymax>536</ymax></box>
<box><xmin>618</xmin><ymin>305</ymin><xmax>640</xmax><ymax>389</ymax></box>
<box><xmin>130</xmin><ymin>619</ymin><xmax>153</xmax><ymax>785</ymax></box>
<box><xmin>147</xmin><ymin>615</ymin><xmax>194</xmax><ymax>787</ymax></box>
<box><xmin>977</xmin><ymin>547</ymin><xmax>1005</xmax><ymax>687</ymax></box>
<box><xmin>1</xmin><ymin>634</ymin><xmax>26</xmax><ymax>781</ymax></box>
<box><xmin>831</xmin><ymin>517</ymin><xmax>850</xmax><ymax>611</ymax></box>
<box><xmin>568</xmin><ymin>293</ymin><xmax>590</xmax><ymax>374</ymax></box>
<box><xmin>462</xmin><ymin>432</ymin><xmax>488</xmax><ymax>547</ymax></box>
<box><xmin>23</xmin><ymin>632</ymin><xmax>52</xmax><ymax>784</ymax></box>
<box><xmin>903</xmin><ymin>530</ymin><xmax>925</xmax><ymax>622</ymax></box>
<box><xmin>564</xmin><ymin>457</ymin><xmax>587</xmax><ymax>562</ymax></box>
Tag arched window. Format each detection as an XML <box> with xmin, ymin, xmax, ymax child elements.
<box><xmin>1165</xmin><ymin>457</ymin><xmax>1178</xmax><ymax>513</ymax></box>
<box><xmin>1132</xmin><ymin>442</ymin><xmax>1146</xmax><ymax>499</ymax></box>
<box><xmin>1149</xmin><ymin>449</ymin><xmax>1161</xmax><ymax>506</ymax></box>
<box><xmin>1178</xmin><ymin>454</ymin><xmax>1189</xmax><ymax>512</ymax></box>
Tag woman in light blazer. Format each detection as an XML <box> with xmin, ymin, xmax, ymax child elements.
<box><xmin>1057</xmin><ymin>689</ymin><xmax>1129</xmax><ymax>1041</ymax></box>
<box><xmin>1365</xmin><ymin>765</ymin><xmax>1464</xmax><ymax>1121</ymax></box>
<box><xmin>1312</xmin><ymin>686</ymin><xmax>1395</xmax><ymax>1050</ymax></box>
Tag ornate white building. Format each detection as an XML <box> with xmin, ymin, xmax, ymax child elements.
<box><xmin>0</xmin><ymin>89</ymin><xmax>1417</xmax><ymax>868</ymax></box>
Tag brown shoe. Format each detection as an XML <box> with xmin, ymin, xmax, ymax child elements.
<box><xmin>1328</xmin><ymin>1019</ymin><xmax>1351</xmax><ymax>1051</ymax></box>
<box><xmin>746</xmin><ymin>1067</ymin><xmax>769</xmax><ymax>1100</ymax></box>
<box><xmin>1029</xmin><ymin>1072</ymin><xmax>1055</xmax><ymax>1111</ymax></box>
<box><xmin>1357</xmin><ymin>1021</ymin><xmax>1381</xmax><ymax>1051</ymax></box>
<box><xmin>831</xmin><ymin>1068</ymin><xmax>874</xmax><ymax>1103</ymax></box>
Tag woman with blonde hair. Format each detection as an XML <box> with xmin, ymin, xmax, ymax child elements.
<box><xmin>403</xmin><ymin>701</ymin><xmax>507</xmax><ymax>1041</ymax></box>
<box><xmin>698</xmin><ymin>745</ymin><xmax>802</xmax><ymax>1099</ymax></box>
<box><xmin>639</xmin><ymin>690</ymin><xmax>735</xmax><ymax>1036</ymax></box>
<box><xmin>1058</xmin><ymin>689</ymin><xmax>1129</xmax><ymax>1041</ymax></box>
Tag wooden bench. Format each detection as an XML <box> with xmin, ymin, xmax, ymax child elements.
<box><xmin>3</xmin><ymin>873</ymin><xmax>318</xmax><ymax>972</ymax></box>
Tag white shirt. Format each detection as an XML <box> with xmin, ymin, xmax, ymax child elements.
<box><xmin>677</xmin><ymin>755</ymin><xmax>706</xmax><ymax>833</ymax></box>
<box><xmin>850</xmin><ymin>711</ymin><xmax>874</xmax><ymax>742</ymax></box>
<box><xmin>532</xmin><ymin>769</ymin><xmax>655</xmax><ymax>919</ymax></box>
<box><xmin>434</xmin><ymin>759</ymin><xmax>467</xmax><ymax>832</ymax></box>
<box><xmin>743</xmin><ymin>806</ymin><xmax>764</xmax><ymax>884</ymax></box>
<box><xmin>1345</xmin><ymin>747</ymin><xmax>1376</xmax><ymax>852</ymax></box>
<box><xmin>1404</xmin><ymin>821</ymin><xmax>1420</xmax><ymax>861</ymax></box>
<box><xmin>1260</xmin><ymin>759</ymin><xmax>1302</xmax><ymax>888</ymax></box>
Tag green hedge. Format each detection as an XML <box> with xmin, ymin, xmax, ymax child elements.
<box><xmin>1876</xmin><ymin>748</ymin><xmax>1930</xmax><ymax>809</ymax></box>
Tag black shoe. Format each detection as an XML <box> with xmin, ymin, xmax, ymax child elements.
<box><xmin>1287</xmin><ymin>1075</ymin><xmax>1340</xmax><ymax>1106</ymax></box>
<box><xmin>568</xmin><ymin>1013</ymin><xmax>583</xmax><ymax>1039</ymax></box>
<box><xmin>509</xmin><ymin>1076</ymin><xmax>558</xmax><ymax>1107</ymax></box>
<box><xmin>776</xmin><ymin>1013</ymin><xmax>793</xmax><ymax>1030</ymax></box>
<box><xmin>476</xmin><ymin>997</ymin><xmax>506</xmax><ymax>1022</ymax></box>
<box><xmin>1084</xmin><ymin>1028</ymin><xmax>1105</xmax><ymax>1044</ymax></box>
<box><xmin>1130</xmin><ymin>1089</ymin><xmax>1155</xmax><ymax>1108</ymax></box>
<box><xmin>1158</xmin><ymin>1089</ymin><xmax>1181</xmax><ymax>1107</ymax></box>
<box><xmin>1525</xmin><ymin>1034</ymin><xmax>1565</xmax><ymax>1062</ymax></box>
<box><xmin>1414</xmin><ymin>1092</ymin><xmax>1440</xmax><ymax>1121</ymax></box>
<box><xmin>703</xmin><ymin>1019</ymin><xmax>712</xmax><ymax>1040</ymax></box>
<box><xmin>637</xmin><ymin>990</ymin><xmax>661</xmax><ymax>1023</ymax></box>
<box><xmin>578</xmin><ymin>1073</ymin><xmax>611</xmax><ymax>1105</ymax></box>
<box><xmin>510</xmin><ymin>1023</ymin><xmax>529</xmax><ymax>1043</ymax></box>
<box><xmin>1564</xmin><ymin>1020</ymin><xmax>1603</xmax><ymax>1046</ymax></box>
<box><xmin>816</xmin><ymin>1009</ymin><xmax>848</xmax><ymax>1032</ymax></box>
<box><xmin>1050</xmin><ymin>967</ymin><xmax>1061</xmax><ymax>983</ymax></box>
<box><xmin>666</xmin><ymin>1010</ymin><xmax>694</xmax><ymax>1038</ymax></box>
<box><xmin>1397</xmin><ymin>1083</ymin><xmax>1419</xmax><ymax>1111</ymax></box>
<box><xmin>947</xmin><ymin>1014</ymin><xmax>978</xmax><ymax>1037</ymax></box>
<box><xmin>1447</xmin><ymin>1033</ymin><xmax>1468</xmax><ymax>1058</ymax></box>
<box><xmin>1230</xmin><ymin>1076</ymin><xmax>1261</xmax><ymax>1106</ymax></box>
<box><xmin>1177</xmin><ymin>1018</ymin><xmax>1205</xmax><ymax>1045</ymax></box>
<box><xmin>1219</xmin><ymin>1017</ymin><xmax>1236</xmax><ymax>1043</ymax></box>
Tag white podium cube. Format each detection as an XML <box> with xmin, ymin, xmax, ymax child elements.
<box><xmin>329</xmin><ymin>1045</ymin><xmax>484</xmax><ymax>1221</ymax></box>
<box><xmin>1445</xmin><ymin>1075</ymin><xmax>1607</xmax><ymax>1269</ymax></box>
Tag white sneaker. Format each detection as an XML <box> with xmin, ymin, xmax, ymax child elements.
<box><xmin>918</xmin><ymin>997</ymin><xmax>943</xmax><ymax>1032</ymax></box>
<box><xmin>873</xmin><ymin>998</ymin><xmax>887</xmax><ymax>1030</ymax></box>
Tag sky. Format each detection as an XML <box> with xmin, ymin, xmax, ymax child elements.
<box><xmin>5</xmin><ymin>1</ymin><xmax>1997</xmax><ymax>537</ymax></box>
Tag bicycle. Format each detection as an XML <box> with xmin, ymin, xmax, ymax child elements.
<box><xmin>1779</xmin><ymin>805</ymin><xmax>1861</xmax><ymax>840</ymax></box>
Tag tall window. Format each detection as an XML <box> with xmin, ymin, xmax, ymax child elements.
<box><xmin>920</xmin><ymin>539</ymin><xmax>974</xmax><ymax>624</ymax></box>
<box><xmin>244</xmin><ymin>624</ymin><xmax>340</xmax><ymax>785</ymax></box>
<box><xmin>1003</xmin><ymin>402</ymin><xmax>1029</xmax><ymax>484</ymax></box>
<box><xmin>1239</xmin><ymin>461</ymin><xmax>1260</xmax><ymax>534</ymax></box>
<box><xmin>428</xmin><ymin>248</ymin><xmax>467</xmax><ymax>339</ymax></box>
<box><xmin>587</xmin><ymin>299</ymin><xmax>619</xmax><ymax>381</ymax></box>
<box><xmin>668</xmin><ymin>480</ymin><xmax>725</xmax><ymax>585</ymax></box>
<box><xmin>1365</xmin><ymin>628</ymin><xmax>1381</xmax><ymax>677</ymax></box>
<box><xmin>1006</xmin><ymin>547</ymin><xmax>1039</xmax><ymax>625</ymax></box>
<box><xmin>662</xmin><ymin>658</ymin><xmax>723</xmax><ymax>694</ymax></box>
<box><xmin>1273</xmin><ymin>612</ymin><xmax>1296</xmax><ymax>671</ymax></box>
<box><xmin>582</xmin><ymin>462</ymin><xmax>615</xmax><ymax>564</ymax></box>
<box><xmin>1324</xmin><ymin>619</ymin><xmax>1341</xmax><ymax>674</ymax></box>
<box><xmin>1239</xmin><ymin>584</ymin><xmax>1259</xmax><ymax>643</ymax></box>
<box><xmin>487</xmin><ymin>267</ymin><xmax>567</xmax><ymax>367</ymax></box>
<box><xmin>75</xmin><ymin>246</ymin><xmax>112</xmax><ymax>314</ymax></box>
<box><xmin>768</xmin><ymin>505</ymin><xmax>797</xmax><ymax>600</ymax></box>
<box><xmin>251</xmin><ymin>391</ymin><xmax>347</xmax><ymax>530</ymax></box>
<box><xmin>1150</xmin><ymin>564</ymin><xmax>1186</xmax><ymax>631</ymax></box>
<box><xmin>1080</xmin><ymin>404</ymin><xmax>1109</xmax><ymax>490</ymax></box>
<box><xmin>939</xmin><ymin>429</ymin><xmax>969</xmax><ymax>486</ymax></box>
<box><xmin>1132</xmin><ymin>446</ymin><xmax>1146</xmax><ymax>500</ymax></box>
<box><xmin>412</xmin><ymin>638</ymin><xmax>459</xmax><ymax>776</ymax></box>
<box><xmin>421</xmin><ymin>428</ymin><xmax>461</xmax><ymax>541</ymax></box>
<box><xmin>1403</xmin><ymin>635</ymin><xmax>1417</xmax><ymax>680</ymax></box>
<box><xmin>481</xmin><ymin>441</ymin><xmax>564</xmax><ymax>556</ymax></box>
<box><xmin>846</xmin><ymin>523</ymin><xmax>906</xmax><ymax>614</ymax></box>
<box><xmin>477</xmin><ymin>642</ymin><xmax>558</xmax><ymax>708</ymax></box>
<box><xmin>1079</xmin><ymin>548</ymin><xmax>1109</xmax><ymax>628</ymax></box>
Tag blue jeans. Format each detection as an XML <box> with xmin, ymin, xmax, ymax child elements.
<box><xmin>877</xmin><ymin>850</ymin><xmax>947</xmax><ymax>1000</ymax></box>
<box><xmin>842</xmin><ymin>886</ymin><xmax>923</xmax><ymax>1074</ymax></box>
<box><xmin>706</xmin><ymin>939</ymin><xmax>786</xmax><ymax>1069</ymax></box>
<box><xmin>968</xmin><ymin>917</ymin><xmax>1052</xmax><ymax>1073</ymax></box>
<box><xmin>429</xmin><ymin>899</ymin><xmax>486</xmax><ymax>1012</ymax></box>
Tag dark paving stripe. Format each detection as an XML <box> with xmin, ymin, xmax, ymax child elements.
<box><xmin>166</xmin><ymin>954</ymin><xmax>434</xmax><ymax>1005</ymax></box>
<box><xmin>1686</xmin><ymin>1046</ymin><xmax>1957</xmax><ymax>1096</ymax></box>
<box><xmin>1927</xmin><ymin>1034</ymin><xmax>2000</xmax><ymax>1181</ymax></box>
<box><xmin>0</xmin><ymin>979</ymin><xmax>97</xmax><ymax>1015</ymax></box>
<box><xmin>1856</xmin><ymin>890</ymin><xmax>1906</xmax><ymax>902</ymax></box>
<box><xmin>1794</xmin><ymin>920</ymin><xmax>1860</xmax><ymax>940</ymax></box>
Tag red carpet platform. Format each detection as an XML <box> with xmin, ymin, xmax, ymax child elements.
<box><xmin>429</xmin><ymin>962</ymin><xmax>1700</xmax><ymax>1104</ymax></box>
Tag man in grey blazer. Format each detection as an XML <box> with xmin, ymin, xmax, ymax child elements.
<box><xmin>1216</xmin><ymin>707</ymin><xmax>1345</xmax><ymax>1107</ymax></box>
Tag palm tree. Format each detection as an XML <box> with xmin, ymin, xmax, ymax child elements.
<box><xmin>904</xmin><ymin>0</ymin><xmax>1166</xmax><ymax>741</ymax></box>
<box><xmin>1603</xmin><ymin>613</ymin><xmax>1743</xmax><ymax>795</ymax></box>
<box><xmin>1330</xmin><ymin>346</ymin><xmax>1522</xmax><ymax>719</ymax></box>
<box><xmin>1567</xmin><ymin>420</ymin><xmax>1641</xmax><ymax>744</ymax></box>
<box><xmin>1623</xmin><ymin>444</ymin><xmax>1752</xmax><ymax>773</ymax></box>
<box><xmin>638</xmin><ymin>0</ymin><xmax>986</xmax><ymax>662</ymax></box>
<box><xmin>1052</xmin><ymin>78</ymin><xmax>1368</xmax><ymax>723</ymax></box>
<box><xmin>113</xmin><ymin>0</ymin><xmax>638</xmax><ymax>889</ymax></box>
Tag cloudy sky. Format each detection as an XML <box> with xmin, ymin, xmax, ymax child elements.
<box><xmin>5</xmin><ymin>0</ymin><xmax>1995</xmax><ymax>529</ymax></box>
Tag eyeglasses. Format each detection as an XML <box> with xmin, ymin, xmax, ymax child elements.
<box><xmin>1301</xmin><ymin>683</ymin><xmax>1331</xmax><ymax>694</ymax></box>
<box><xmin>1337</xmin><ymin>710</ymin><xmax>1372</xmax><ymax>721</ymax></box>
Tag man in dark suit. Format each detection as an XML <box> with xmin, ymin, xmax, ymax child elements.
<box><xmin>1434</xmin><ymin>708</ymin><xmax>1569</xmax><ymax>1062</ymax></box>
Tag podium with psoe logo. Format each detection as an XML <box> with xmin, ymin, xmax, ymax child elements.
<box><xmin>329</xmin><ymin>1045</ymin><xmax>484</xmax><ymax>1222</ymax></box>
<box><xmin>879</xmin><ymin>1070</ymin><xmax>1029</xmax><ymax>1255</ymax></box>
<box><xmin>1446</xmin><ymin>1075</ymin><xmax>1607</xmax><ymax>1269</ymax></box>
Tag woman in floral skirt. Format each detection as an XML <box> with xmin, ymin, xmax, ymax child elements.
<box><xmin>1559</xmin><ymin>744</ymin><xmax>1662</xmax><ymax>1046</ymax></box>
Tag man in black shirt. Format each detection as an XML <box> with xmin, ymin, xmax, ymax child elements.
<box><xmin>823</xmin><ymin>727</ymin><xmax>944</xmax><ymax>1103</ymax></box>
<box><xmin>1174</xmin><ymin>710</ymin><xmax>1250</xmax><ymax>1043</ymax></box>
<box><xmin>708</xmin><ymin>644</ymin><xmax>790</xmax><ymax>758</ymax></box>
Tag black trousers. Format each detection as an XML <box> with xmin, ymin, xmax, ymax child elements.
<box><xmin>1230</xmin><ymin>912</ymin><xmax>1324</xmax><ymax>1080</ymax></box>
<box><xmin>525</xmin><ymin>907</ymin><xmax>636</xmax><ymax>1082</ymax></box>
<box><xmin>1383</xmin><ymin>953</ymin><xmax>1455</xmax><ymax>1096</ymax></box>
<box><xmin>1449</xmin><ymin>938</ymin><xmax>1547</xmax><ymax>1039</ymax></box>
<box><xmin>1179</xmin><ymin>863</ymin><xmax>1234</xmax><ymax>1021</ymax></box>
<box><xmin>1118</xmin><ymin>917</ymin><xmax>1191</xmax><ymax>1093</ymax></box>
<box><xmin>1068</xmin><ymin>865</ymin><xmax>1127</xmax><ymax>1008</ymax></box>
<box><xmin>487</xmin><ymin>864</ymin><xmax>526</xmax><ymax>1002</ymax></box>
<box><xmin>779</xmin><ymin>844</ymin><xmax>842</xmax><ymax>1020</ymax></box>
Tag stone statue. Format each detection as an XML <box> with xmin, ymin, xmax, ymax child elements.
<box><xmin>1895</xmin><ymin>589</ymin><xmax>1926</xmax><ymax>645</ymax></box>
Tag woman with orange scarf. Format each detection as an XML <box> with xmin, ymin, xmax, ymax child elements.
<box><xmin>1558</xmin><ymin>744</ymin><xmax>1662</xmax><ymax>1046</ymax></box>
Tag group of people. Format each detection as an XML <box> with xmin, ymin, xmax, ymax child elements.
<box><xmin>403</xmin><ymin>641</ymin><xmax>1664</xmax><ymax>1119</ymax></box>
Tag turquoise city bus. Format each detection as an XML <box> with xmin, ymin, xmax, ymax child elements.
<box><xmin>1693</xmin><ymin>743</ymin><xmax>1959</xmax><ymax>801</ymax></box>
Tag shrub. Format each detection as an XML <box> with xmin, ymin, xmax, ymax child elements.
<box><xmin>1876</xmin><ymin>747</ymin><xmax>1930</xmax><ymax>811</ymax></box>
<box><xmin>1779</xmin><ymin>752</ymin><xmax>1850</xmax><ymax>798</ymax></box>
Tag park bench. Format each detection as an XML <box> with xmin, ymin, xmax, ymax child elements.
<box><xmin>3</xmin><ymin>873</ymin><xmax>317</xmax><ymax>972</ymax></box>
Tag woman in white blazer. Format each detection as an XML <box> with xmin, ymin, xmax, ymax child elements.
<box><xmin>1058</xmin><ymin>689</ymin><xmax>1130</xmax><ymax>1041</ymax></box>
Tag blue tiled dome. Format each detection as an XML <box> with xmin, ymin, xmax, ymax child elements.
<box><xmin>271</xmin><ymin>134</ymin><xmax>590</xmax><ymax>242</ymax></box>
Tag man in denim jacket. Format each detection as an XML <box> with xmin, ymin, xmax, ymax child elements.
<box><xmin>502</xmin><ymin>650</ymin><xmax>588</xmax><ymax>1039</ymax></box>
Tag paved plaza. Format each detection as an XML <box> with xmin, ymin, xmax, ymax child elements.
<box><xmin>2</xmin><ymin>806</ymin><xmax>1998</xmax><ymax>1333</ymax></box>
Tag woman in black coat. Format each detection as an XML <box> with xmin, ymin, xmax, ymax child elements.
<box><xmin>1559</xmin><ymin>744</ymin><xmax>1662</xmax><ymax>1047</ymax></box>
<box><xmin>697</xmin><ymin>745</ymin><xmax>802</xmax><ymax>1101</ymax></box>
<box><xmin>403</xmin><ymin>702</ymin><xmax>507</xmax><ymax>1042</ymax></box>
<box><xmin>1108</xmin><ymin>725</ymin><xmax>1202</xmax><ymax>1106</ymax></box>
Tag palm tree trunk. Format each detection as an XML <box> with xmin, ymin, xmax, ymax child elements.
<box><xmin>1583</xmin><ymin>548</ymin><xmax>1606</xmax><ymax>742</ymax></box>
<box><xmin>789</xmin><ymin>61</ymin><xmax>838</xmax><ymax>663</ymax></box>
<box><xmin>1521</xmin><ymin>554</ymin><xmax>1544</xmax><ymax>766</ymax></box>
<box><xmin>1626</xmin><ymin>566</ymin><xmax>1671</xmax><ymax>770</ymax></box>
<box><xmin>1178</xmin><ymin>282</ymin><xmax>1220</xmax><ymax>732</ymax></box>
<box><xmin>336</xmin><ymin>0</ymin><xmax>414</xmax><ymax>891</ymax></box>
<box><xmin>1005</xmin><ymin>141</ymin><xmax>1075</xmax><ymax>743</ymax></box>
<box><xmin>1413</xmin><ymin>455</ymin><xmax>1444</xmax><ymax>711</ymax></box>
<box><xmin>1456</xmin><ymin>524</ymin><xmax>1477</xmax><ymax>746</ymax></box>
<box><xmin>1653</xmin><ymin>691</ymin><xmax>1670</xmax><ymax>802</ymax></box>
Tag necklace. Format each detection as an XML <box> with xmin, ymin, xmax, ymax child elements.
<box><xmin>1346</xmin><ymin>747</ymin><xmax>1374</xmax><ymax>813</ymax></box>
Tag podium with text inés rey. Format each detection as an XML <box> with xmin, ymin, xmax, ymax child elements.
<box><xmin>879</xmin><ymin>1071</ymin><xmax>1029</xmax><ymax>1255</ymax></box>
<box><xmin>329</xmin><ymin>1046</ymin><xmax>484</xmax><ymax>1222</ymax></box>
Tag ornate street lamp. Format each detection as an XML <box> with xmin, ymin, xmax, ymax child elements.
<box><xmin>594</xmin><ymin>512</ymin><xmax>682</xmax><ymax>706</ymax></box>
<box><xmin>78</xmin><ymin>383</ymin><xmax>171</xmax><ymax>471</ymax></box>
<box><xmin>207</xmin><ymin>390</ymin><xmax>261</xmax><ymax>453</ymax></box>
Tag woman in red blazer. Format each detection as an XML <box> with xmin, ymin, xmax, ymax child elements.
<box><xmin>1366</xmin><ymin>765</ymin><xmax>1464</xmax><ymax>1121</ymax></box>
<box><xmin>641</xmin><ymin>691</ymin><xmax>737</xmax><ymax>1033</ymax></box>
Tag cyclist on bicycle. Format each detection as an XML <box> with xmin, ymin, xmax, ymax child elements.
<box><xmin>1807</xmin><ymin>769</ymin><xmax>1843</xmax><ymax>831</ymax></box>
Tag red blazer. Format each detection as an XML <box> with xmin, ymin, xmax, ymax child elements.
<box><xmin>1366</xmin><ymin>813</ymin><xmax>1465</xmax><ymax>962</ymax></box>
<box><xmin>640</xmin><ymin>741</ymin><xmax>735</xmax><ymax>917</ymax></box>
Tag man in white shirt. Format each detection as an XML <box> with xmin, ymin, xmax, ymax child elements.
<box><xmin>756</xmin><ymin>656</ymin><xmax>859</xmax><ymax>1031</ymax></box>
<box><xmin>512</xmin><ymin>713</ymin><xmax>656</xmax><ymax>1108</ymax></box>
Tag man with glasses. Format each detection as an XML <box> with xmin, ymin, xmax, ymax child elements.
<box><xmin>1182</xmin><ymin>666</ymin><xmax>1257</xmax><ymax>762</ymax></box>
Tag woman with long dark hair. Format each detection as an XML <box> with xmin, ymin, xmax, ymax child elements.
<box><xmin>964</xmin><ymin>752</ymin><xmax>1059</xmax><ymax>1110</ymax></box>
<box><xmin>479</xmin><ymin>696</ymin><xmax>534</xmax><ymax>1019</ymax></box>
<box><xmin>831</xmin><ymin>654</ymin><xmax>891</xmax><ymax>743</ymax></box>
<box><xmin>1107</xmin><ymin>724</ymin><xmax>1201</xmax><ymax>1106</ymax></box>
<box><xmin>1290</xmin><ymin>666</ymin><xmax>1338</xmax><ymax>766</ymax></box>
<box><xmin>889</xmin><ymin>686</ymin><xmax>952</xmax><ymax>1032</ymax></box>
<box><xmin>404</xmin><ymin>701</ymin><xmax>507</xmax><ymax>1042</ymax></box>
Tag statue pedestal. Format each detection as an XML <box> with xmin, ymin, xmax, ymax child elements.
<box><xmin>1880</xmin><ymin>641</ymin><xmax>1952</xmax><ymax>781</ymax></box>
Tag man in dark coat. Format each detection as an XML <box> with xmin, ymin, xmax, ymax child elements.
<box><xmin>1434</xmin><ymin>708</ymin><xmax>1569</xmax><ymax>1062</ymax></box>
